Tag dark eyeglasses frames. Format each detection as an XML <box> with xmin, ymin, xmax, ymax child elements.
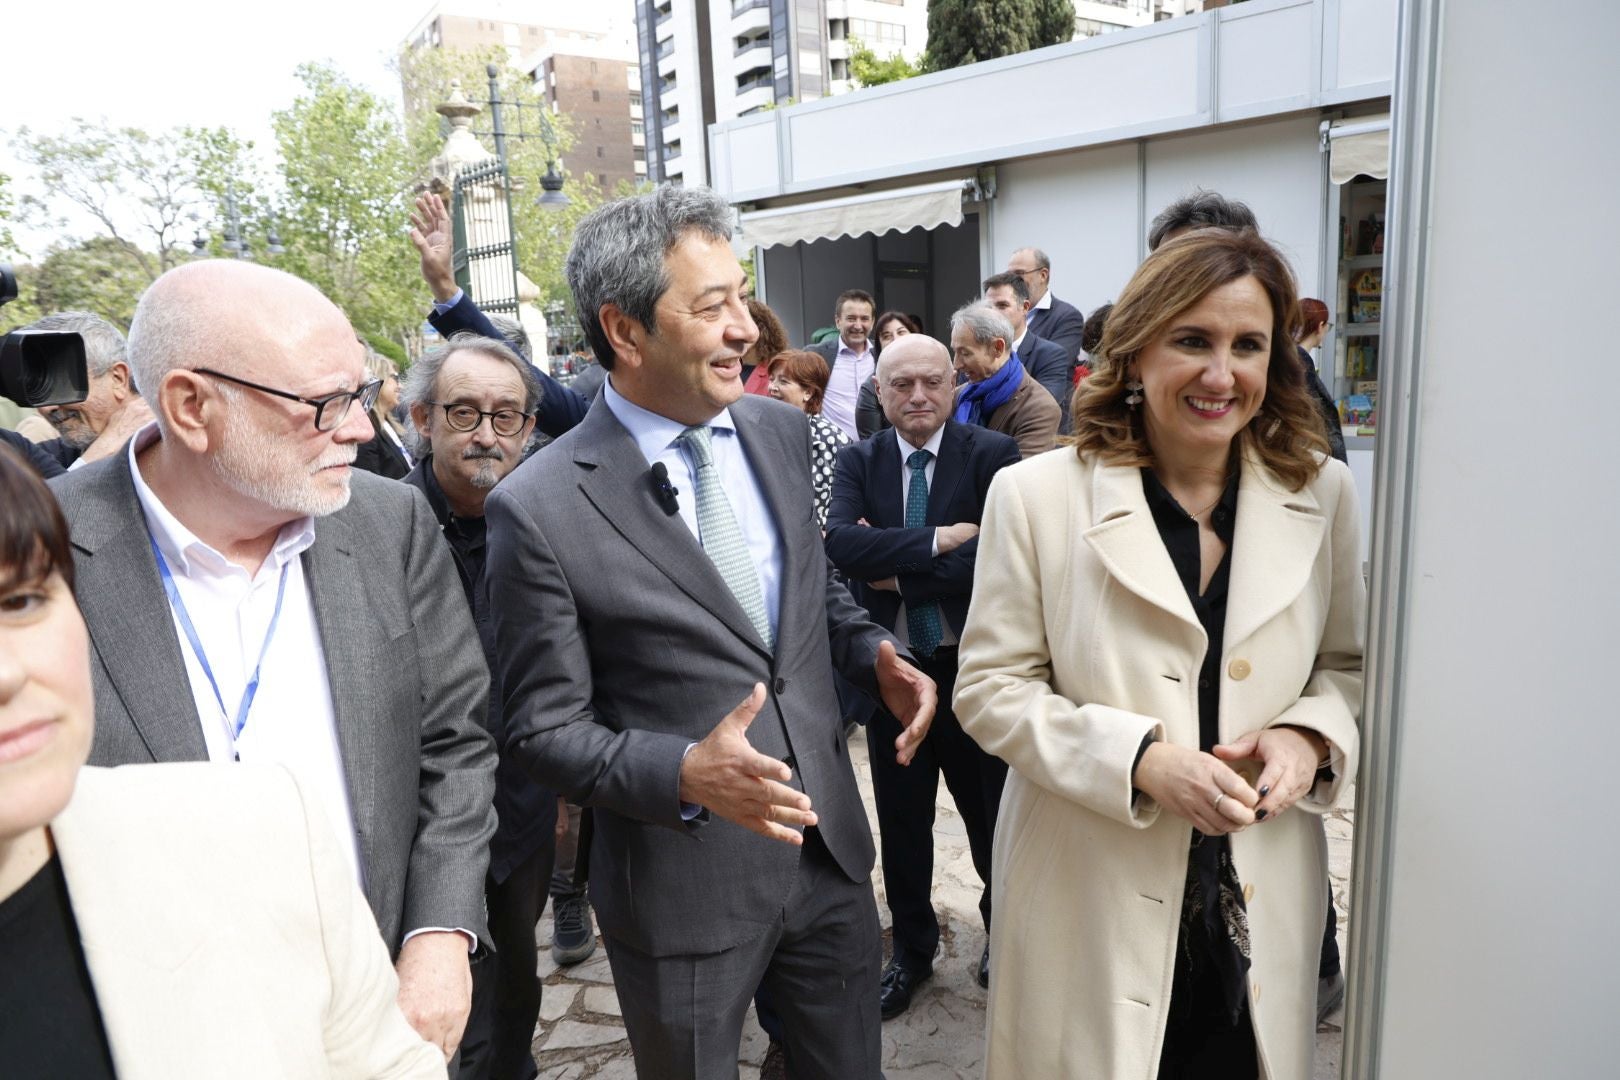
<box><xmin>193</xmin><ymin>368</ymin><xmax>383</xmax><ymax>432</ymax></box>
<box><xmin>428</xmin><ymin>401</ymin><xmax>532</xmax><ymax>438</ymax></box>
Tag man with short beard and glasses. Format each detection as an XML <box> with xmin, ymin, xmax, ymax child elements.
<box><xmin>28</xmin><ymin>311</ymin><xmax>155</xmax><ymax>471</ymax></box>
<box><xmin>399</xmin><ymin>332</ymin><xmax>560</xmax><ymax>1080</ymax></box>
<box><xmin>47</xmin><ymin>259</ymin><xmax>499</xmax><ymax>1067</ymax></box>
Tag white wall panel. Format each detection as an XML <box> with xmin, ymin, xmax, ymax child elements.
<box><xmin>783</xmin><ymin>25</ymin><xmax>1205</xmax><ymax>188</ymax></box>
<box><xmin>1217</xmin><ymin>0</ymin><xmax>1316</xmax><ymax>115</ymax></box>
<box><xmin>1334</xmin><ymin>0</ymin><xmax>1397</xmax><ymax>91</ymax></box>
<box><xmin>992</xmin><ymin>142</ymin><xmax>1143</xmax><ymax>323</ymax></box>
<box><xmin>1143</xmin><ymin>116</ymin><xmax>1325</xmax><ymax>298</ymax></box>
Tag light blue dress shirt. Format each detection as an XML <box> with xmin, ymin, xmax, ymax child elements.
<box><xmin>602</xmin><ymin>377</ymin><xmax>783</xmax><ymax>645</ymax></box>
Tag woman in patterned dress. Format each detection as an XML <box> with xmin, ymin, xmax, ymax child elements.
<box><xmin>764</xmin><ymin>348</ymin><xmax>851</xmax><ymax>528</ymax></box>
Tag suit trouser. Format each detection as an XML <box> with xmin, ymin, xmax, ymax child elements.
<box><xmin>459</xmin><ymin>834</ymin><xmax>557</xmax><ymax>1080</ymax></box>
<box><xmin>867</xmin><ymin>646</ymin><xmax>1007</xmax><ymax>969</ymax></box>
<box><xmin>603</xmin><ymin>827</ymin><xmax>883</xmax><ymax>1080</ymax></box>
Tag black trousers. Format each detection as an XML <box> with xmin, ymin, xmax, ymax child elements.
<box><xmin>604</xmin><ymin>827</ymin><xmax>883</xmax><ymax>1080</ymax></box>
<box><xmin>458</xmin><ymin>837</ymin><xmax>557</xmax><ymax>1080</ymax></box>
<box><xmin>867</xmin><ymin>647</ymin><xmax>1006</xmax><ymax>969</ymax></box>
<box><xmin>1158</xmin><ymin>921</ymin><xmax>1259</xmax><ymax>1080</ymax></box>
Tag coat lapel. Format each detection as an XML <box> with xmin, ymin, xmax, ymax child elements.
<box><xmin>1223</xmin><ymin>451</ymin><xmax>1327</xmax><ymax>648</ymax></box>
<box><xmin>573</xmin><ymin>402</ymin><xmax>771</xmax><ymax>657</ymax></box>
<box><xmin>68</xmin><ymin>454</ymin><xmax>207</xmax><ymax>763</ymax></box>
<box><xmin>869</xmin><ymin>429</ymin><xmax>904</xmax><ymax>525</ymax></box>
<box><xmin>301</xmin><ymin>509</ymin><xmax>379</xmax><ymax>874</ymax></box>
<box><xmin>1082</xmin><ymin>462</ymin><xmax>1202</xmax><ymax>631</ymax></box>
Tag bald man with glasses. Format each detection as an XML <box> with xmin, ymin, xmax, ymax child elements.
<box><xmin>1005</xmin><ymin>247</ymin><xmax>1086</xmax><ymax>366</ymax></box>
<box><xmin>49</xmin><ymin>259</ymin><xmax>499</xmax><ymax>1065</ymax></box>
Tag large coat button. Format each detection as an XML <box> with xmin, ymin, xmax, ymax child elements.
<box><xmin>1228</xmin><ymin>658</ymin><xmax>1252</xmax><ymax>681</ymax></box>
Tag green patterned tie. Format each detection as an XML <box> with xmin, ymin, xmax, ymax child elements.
<box><xmin>904</xmin><ymin>449</ymin><xmax>942</xmax><ymax>658</ymax></box>
<box><xmin>680</xmin><ymin>425</ymin><xmax>774</xmax><ymax>651</ymax></box>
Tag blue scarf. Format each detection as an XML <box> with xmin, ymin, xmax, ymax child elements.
<box><xmin>953</xmin><ymin>350</ymin><xmax>1025</xmax><ymax>426</ymax></box>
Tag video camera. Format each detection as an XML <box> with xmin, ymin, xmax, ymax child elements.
<box><xmin>0</xmin><ymin>263</ymin><xmax>89</xmax><ymax>407</ymax></box>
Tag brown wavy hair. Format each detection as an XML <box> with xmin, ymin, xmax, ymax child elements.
<box><xmin>1068</xmin><ymin>228</ymin><xmax>1329</xmax><ymax>491</ymax></box>
<box><xmin>765</xmin><ymin>349</ymin><xmax>832</xmax><ymax>414</ymax></box>
<box><xmin>742</xmin><ymin>299</ymin><xmax>789</xmax><ymax>369</ymax></box>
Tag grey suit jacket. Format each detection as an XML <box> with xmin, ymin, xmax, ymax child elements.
<box><xmin>484</xmin><ymin>393</ymin><xmax>900</xmax><ymax>958</ymax></box>
<box><xmin>50</xmin><ymin>453</ymin><xmax>499</xmax><ymax>955</ymax></box>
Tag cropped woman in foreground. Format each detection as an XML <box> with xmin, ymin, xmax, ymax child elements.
<box><xmin>955</xmin><ymin>229</ymin><xmax>1364</xmax><ymax>1079</ymax></box>
<box><xmin>0</xmin><ymin>445</ymin><xmax>441</xmax><ymax>1079</ymax></box>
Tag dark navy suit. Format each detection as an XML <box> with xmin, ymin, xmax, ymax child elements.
<box><xmin>824</xmin><ymin>420</ymin><xmax>1020</xmax><ymax>970</ymax></box>
<box><xmin>1017</xmin><ymin>330</ymin><xmax>1075</xmax><ymax>434</ymax></box>
<box><xmin>1026</xmin><ymin>294</ymin><xmax>1086</xmax><ymax>365</ymax></box>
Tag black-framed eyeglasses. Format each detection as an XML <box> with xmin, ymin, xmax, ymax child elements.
<box><xmin>193</xmin><ymin>367</ymin><xmax>383</xmax><ymax>433</ymax></box>
<box><xmin>428</xmin><ymin>401</ymin><xmax>531</xmax><ymax>438</ymax></box>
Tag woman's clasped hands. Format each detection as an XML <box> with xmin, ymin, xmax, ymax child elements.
<box><xmin>1136</xmin><ymin>725</ymin><xmax>1328</xmax><ymax>834</ymax></box>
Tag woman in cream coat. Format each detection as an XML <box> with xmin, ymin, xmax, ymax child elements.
<box><xmin>955</xmin><ymin>229</ymin><xmax>1363</xmax><ymax>1079</ymax></box>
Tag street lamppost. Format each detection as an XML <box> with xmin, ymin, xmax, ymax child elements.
<box><xmin>482</xmin><ymin>62</ymin><xmax>571</xmax><ymax>210</ymax></box>
<box><xmin>191</xmin><ymin>183</ymin><xmax>284</xmax><ymax>259</ymax></box>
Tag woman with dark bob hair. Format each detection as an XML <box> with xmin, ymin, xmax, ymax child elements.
<box><xmin>764</xmin><ymin>348</ymin><xmax>852</xmax><ymax>527</ymax></box>
<box><xmin>955</xmin><ymin>228</ymin><xmax>1364</xmax><ymax>1078</ymax></box>
<box><xmin>0</xmin><ymin>447</ymin><xmax>442</xmax><ymax>1078</ymax></box>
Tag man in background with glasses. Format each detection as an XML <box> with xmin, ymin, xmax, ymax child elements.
<box><xmin>48</xmin><ymin>259</ymin><xmax>499</xmax><ymax>1065</ymax></box>
<box><xmin>398</xmin><ymin>332</ymin><xmax>558</xmax><ymax>1080</ymax></box>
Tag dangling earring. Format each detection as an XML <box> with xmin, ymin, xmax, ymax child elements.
<box><xmin>1124</xmin><ymin>380</ymin><xmax>1144</xmax><ymax>407</ymax></box>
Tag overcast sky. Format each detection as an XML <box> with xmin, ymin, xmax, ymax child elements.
<box><xmin>3</xmin><ymin>0</ymin><xmax>631</xmax><ymax>257</ymax></box>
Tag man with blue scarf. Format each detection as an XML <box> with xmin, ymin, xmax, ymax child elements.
<box><xmin>948</xmin><ymin>302</ymin><xmax>1061</xmax><ymax>459</ymax></box>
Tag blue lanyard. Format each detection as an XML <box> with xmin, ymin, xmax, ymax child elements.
<box><xmin>148</xmin><ymin>535</ymin><xmax>290</xmax><ymax>761</ymax></box>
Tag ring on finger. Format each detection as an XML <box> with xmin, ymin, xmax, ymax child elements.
<box><xmin>1212</xmin><ymin>791</ymin><xmax>1227</xmax><ymax>812</ymax></box>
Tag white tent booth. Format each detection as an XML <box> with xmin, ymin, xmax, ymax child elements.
<box><xmin>710</xmin><ymin>0</ymin><xmax>1397</xmax><ymax>552</ymax></box>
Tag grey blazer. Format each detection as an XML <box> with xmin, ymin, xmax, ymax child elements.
<box><xmin>484</xmin><ymin>393</ymin><xmax>900</xmax><ymax>959</ymax></box>
<box><xmin>50</xmin><ymin>453</ymin><xmax>499</xmax><ymax>955</ymax></box>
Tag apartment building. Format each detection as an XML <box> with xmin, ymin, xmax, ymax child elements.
<box><xmin>636</xmin><ymin>0</ymin><xmax>928</xmax><ymax>187</ymax></box>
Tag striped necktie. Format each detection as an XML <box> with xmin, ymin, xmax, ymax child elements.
<box><xmin>679</xmin><ymin>425</ymin><xmax>774</xmax><ymax>651</ymax></box>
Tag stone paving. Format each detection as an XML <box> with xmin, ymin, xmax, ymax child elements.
<box><xmin>528</xmin><ymin>729</ymin><xmax>1355</xmax><ymax>1079</ymax></box>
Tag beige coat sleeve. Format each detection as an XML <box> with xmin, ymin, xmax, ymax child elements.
<box><xmin>1262</xmin><ymin>460</ymin><xmax>1365</xmax><ymax>811</ymax></box>
<box><xmin>954</xmin><ymin>468</ymin><xmax>1163</xmax><ymax>829</ymax></box>
<box><xmin>291</xmin><ymin>773</ymin><xmax>448</xmax><ymax>1079</ymax></box>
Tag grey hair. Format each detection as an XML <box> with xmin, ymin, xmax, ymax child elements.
<box><xmin>949</xmin><ymin>301</ymin><xmax>1014</xmax><ymax>350</ymax></box>
<box><xmin>29</xmin><ymin>311</ymin><xmax>130</xmax><ymax>386</ymax></box>
<box><xmin>1014</xmin><ymin>246</ymin><xmax>1051</xmax><ymax>272</ymax></box>
<box><xmin>565</xmin><ymin>184</ymin><xmax>734</xmax><ymax>371</ymax></box>
<box><xmin>400</xmin><ymin>332</ymin><xmax>542</xmax><ymax>458</ymax></box>
<box><xmin>1147</xmin><ymin>189</ymin><xmax>1259</xmax><ymax>252</ymax></box>
<box><xmin>485</xmin><ymin>313</ymin><xmax>531</xmax><ymax>359</ymax></box>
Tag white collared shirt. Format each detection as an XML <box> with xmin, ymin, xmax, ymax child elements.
<box><xmin>602</xmin><ymin>378</ymin><xmax>783</xmax><ymax>643</ymax></box>
<box><xmin>892</xmin><ymin>424</ymin><xmax>958</xmax><ymax>647</ymax></box>
<box><xmin>820</xmin><ymin>337</ymin><xmax>876</xmax><ymax>441</ymax></box>
<box><xmin>126</xmin><ymin>424</ymin><xmax>363</xmax><ymax>887</ymax></box>
<box><xmin>1032</xmin><ymin>289</ymin><xmax>1053</xmax><ymax>312</ymax></box>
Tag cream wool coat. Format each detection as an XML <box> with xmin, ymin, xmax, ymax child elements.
<box><xmin>50</xmin><ymin>765</ymin><xmax>445</xmax><ymax>1080</ymax></box>
<box><xmin>955</xmin><ymin>446</ymin><xmax>1363</xmax><ymax>1080</ymax></box>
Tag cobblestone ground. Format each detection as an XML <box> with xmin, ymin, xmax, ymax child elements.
<box><xmin>529</xmin><ymin>729</ymin><xmax>1355</xmax><ymax>1079</ymax></box>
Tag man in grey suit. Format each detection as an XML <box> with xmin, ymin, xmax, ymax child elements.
<box><xmin>484</xmin><ymin>185</ymin><xmax>937</xmax><ymax>1080</ymax></box>
<box><xmin>49</xmin><ymin>260</ymin><xmax>498</xmax><ymax>1064</ymax></box>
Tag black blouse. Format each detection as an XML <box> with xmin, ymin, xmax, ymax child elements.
<box><xmin>1141</xmin><ymin>467</ymin><xmax>1252</xmax><ymax>1026</ymax></box>
<box><xmin>0</xmin><ymin>855</ymin><xmax>118</xmax><ymax>1079</ymax></box>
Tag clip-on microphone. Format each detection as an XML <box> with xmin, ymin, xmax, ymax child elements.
<box><xmin>649</xmin><ymin>461</ymin><xmax>681</xmax><ymax>516</ymax></box>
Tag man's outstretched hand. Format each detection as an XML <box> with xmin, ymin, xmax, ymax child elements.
<box><xmin>409</xmin><ymin>192</ymin><xmax>459</xmax><ymax>303</ymax></box>
<box><xmin>678</xmin><ymin>684</ymin><xmax>816</xmax><ymax>845</ymax></box>
<box><xmin>876</xmin><ymin>640</ymin><xmax>936</xmax><ymax>766</ymax></box>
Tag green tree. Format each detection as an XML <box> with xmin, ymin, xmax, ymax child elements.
<box><xmin>30</xmin><ymin>237</ymin><xmax>150</xmax><ymax>330</ymax></box>
<box><xmin>11</xmin><ymin>120</ymin><xmax>206</xmax><ymax>281</ymax></box>
<box><xmin>1031</xmin><ymin>0</ymin><xmax>1079</xmax><ymax>49</ymax></box>
<box><xmin>0</xmin><ymin>171</ymin><xmax>18</xmax><ymax>258</ymax></box>
<box><xmin>395</xmin><ymin>46</ymin><xmax>605</xmax><ymax>314</ymax></box>
<box><xmin>923</xmin><ymin>0</ymin><xmax>1074</xmax><ymax>72</ymax></box>
<box><xmin>271</xmin><ymin>63</ymin><xmax>419</xmax><ymax>352</ymax></box>
<box><xmin>849</xmin><ymin>38</ymin><xmax>922</xmax><ymax>88</ymax></box>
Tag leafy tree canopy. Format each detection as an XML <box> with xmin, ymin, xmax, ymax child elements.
<box><xmin>849</xmin><ymin>38</ymin><xmax>922</xmax><ymax>88</ymax></box>
<box><xmin>924</xmin><ymin>0</ymin><xmax>1076</xmax><ymax>72</ymax></box>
